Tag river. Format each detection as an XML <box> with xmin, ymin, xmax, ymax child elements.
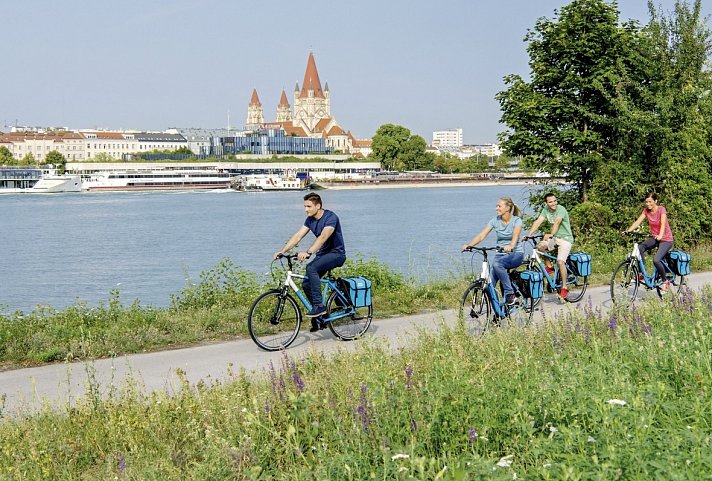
<box><xmin>0</xmin><ymin>185</ymin><xmax>538</xmax><ymax>312</ymax></box>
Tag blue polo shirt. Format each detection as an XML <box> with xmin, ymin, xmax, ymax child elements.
<box><xmin>304</xmin><ymin>209</ymin><xmax>345</xmax><ymax>256</ymax></box>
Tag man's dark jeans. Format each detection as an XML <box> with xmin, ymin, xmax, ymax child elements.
<box><xmin>302</xmin><ymin>252</ymin><xmax>346</xmax><ymax>307</ymax></box>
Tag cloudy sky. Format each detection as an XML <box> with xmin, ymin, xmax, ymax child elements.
<box><xmin>2</xmin><ymin>0</ymin><xmax>705</xmax><ymax>144</ymax></box>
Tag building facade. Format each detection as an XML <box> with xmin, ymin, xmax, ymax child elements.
<box><xmin>432</xmin><ymin>128</ymin><xmax>463</xmax><ymax>148</ymax></box>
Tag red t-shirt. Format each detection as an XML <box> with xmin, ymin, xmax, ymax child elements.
<box><xmin>644</xmin><ymin>206</ymin><xmax>673</xmax><ymax>242</ymax></box>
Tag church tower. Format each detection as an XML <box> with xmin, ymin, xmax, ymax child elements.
<box><xmin>276</xmin><ymin>89</ymin><xmax>292</xmax><ymax>122</ymax></box>
<box><xmin>246</xmin><ymin>88</ymin><xmax>264</xmax><ymax>129</ymax></box>
<box><xmin>292</xmin><ymin>52</ymin><xmax>331</xmax><ymax>132</ymax></box>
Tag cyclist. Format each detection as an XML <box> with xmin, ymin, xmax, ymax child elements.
<box><xmin>523</xmin><ymin>192</ymin><xmax>574</xmax><ymax>300</ymax></box>
<box><xmin>274</xmin><ymin>192</ymin><xmax>346</xmax><ymax>331</ymax></box>
<box><xmin>624</xmin><ymin>192</ymin><xmax>674</xmax><ymax>291</ymax></box>
<box><xmin>462</xmin><ymin>197</ymin><xmax>524</xmax><ymax>306</ymax></box>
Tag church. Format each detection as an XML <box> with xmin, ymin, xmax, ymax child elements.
<box><xmin>245</xmin><ymin>52</ymin><xmax>370</xmax><ymax>156</ymax></box>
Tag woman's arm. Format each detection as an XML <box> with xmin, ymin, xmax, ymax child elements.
<box><xmin>462</xmin><ymin>226</ymin><xmax>492</xmax><ymax>251</ymax></box>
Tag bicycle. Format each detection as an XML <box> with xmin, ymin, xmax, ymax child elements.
<box><xmin>521</xmin><ymin>234</ymin><xmax>589</xmax><ymax>305</ymax></box>
<box><xmin>247</xmin><ymin>254</ymin><xmax>373</xmax><ymax>351</ymax></box>
<box><xmin>460</xmin><ymin>246</ymin><xmax>535</xmax><ymax>335</ymax></box>
<box><xmin>610</xmin><ymin>231</ymin><xmax>687</xmax><ymax>303</ymax></box>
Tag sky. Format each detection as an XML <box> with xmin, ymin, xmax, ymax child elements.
<box><xmin>2</xmin><ymin>0</ymin><xmax>708</xmax><ymax>144</ymax></box>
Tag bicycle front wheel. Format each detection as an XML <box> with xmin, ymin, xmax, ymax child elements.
<box><xmin>248</xmin><ymin>289</ymin><xmax>301</xmax><ymax>351</ymax></box>
<box><xmin>610</xmin><ymin>259</ymin><xmax>639</xmax><ymax>304</ymax></box>
<box><xmin>505</xmin><ymin>296</ymin><xmax>534</xmax><ymax>328</ymax></box>
<box><xmin>326</xmin><ymin>290</ymin><xmax>372</xmax><ymax>341</ymax></box>
<box><xmin>460</xmin><ymin>282</ymin><xmax>491</xmax><ymax>336</ymax></box>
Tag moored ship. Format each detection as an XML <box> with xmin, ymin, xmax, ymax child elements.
<box><xmin>232</xmin><ymin>174</ymin><xmax>308</xmax><ymax>192</ymax></box>
<box><xmin>0</xmin><ymin>167</ymin><xmax>82</xmax><ymax>193</ymax></box>
<box><xmin>82</xmin><ymin>169</ymin><xmax>232</xmax><ymax>191</ymax></box>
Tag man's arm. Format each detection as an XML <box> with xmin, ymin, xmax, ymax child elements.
<box><xmin>274</xmin><ymin>226</ymin><xmax>310</xmax><ymax>259</ymax></box>
<box><xmin>525</xmin><ymin>215</ymin><xmax>546</xmax><ymax>239</ymax></box>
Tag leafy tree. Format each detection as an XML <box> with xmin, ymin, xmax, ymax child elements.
<box><xmin>496</xmin><ymin>0</ymin><xmax>638</xmax><ymax>201</ymax></box>
<box><xmin>20</xmin><ymin>152</ymin><xmax>36</xmax><ymax>166</ymax></box>
<box><xmin>0</xmin><ymin>146</ymin><xmax>14</xmax><ymax>165</ymax></box>
<box><xmin>45</xmin><ymin>150</ymin><xmax>67</xmax><ymax>173</ymax></box>
<box><xmin>92</xmin><ymin>153</ymin><xmax>116</xmax><ymax>162</ymax></box>
<box><xmin>368</xmin><ymin>124</ymin><xmax>432</xmax><ymax>171</ymax></box>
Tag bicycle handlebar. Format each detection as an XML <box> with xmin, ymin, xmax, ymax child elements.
<box><xmin>463</xmin><ymin>246</ymin><xmax>504</xmax><ymax>253</ymax></box>
<box><xmin>621</xmin><ymin>231</ymin><xmax>649</xmax><ymax>240</ymax></box>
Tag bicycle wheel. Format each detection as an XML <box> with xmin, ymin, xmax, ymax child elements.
<box><xmin>564</xmin><ymin>261</ymin><xmax>588</xmax><ymax>303</ymax></box>
<box><xmin>610</xmin><ymin>259</ymin><xmax>639</xmax><ymax>304</ymax></box>
<box><xmin>460</xmin><ymin>282</ymin><xmax>491</xmax><ymax>336</ymax></box>
<box><xmin>248</xmin><ymin>289</ymin><xmax>301</xmax><ymax>351</ymax></box>
<box><xmin>504</xmin><ymin>295</ymin><xmax>534</xmax><ymax>328</ymax></box>
<box><xmin>326</xmin><ymin>290</ymin><xmax>372</xmax><ymax>341</ymax></box>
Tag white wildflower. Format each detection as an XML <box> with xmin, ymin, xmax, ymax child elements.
<box><xmin>391</xmin><ymin>453</ymin><xmax>410</xmax><ymax>461</ymax></box>
<box><xmin>549</xmin><ymin>426</ymin><xmax>559</xmax><ymax>434</ymax></box>
<box><xmin>543</xmin><ymin>463</ymin><xmax>552</xmax><ymax>468</ymax></box>
<box><xmin>241</xmin><ymin>407</ymin><xmax>248</xmax><ymax>413</ymax></box>
<box><xmin>587</xmin><ymin>436</ymin><xmax>596</xmax><ymax>443</ymax></box>
<box><xmin>496</xmin><ymin>455</ymin><xmax>514</xmax><ymax>468</ymax></box>
<box><xmin>606</xmin><ymin>399</ymin><xmax>627</xmax><ymax>406</ymax></box>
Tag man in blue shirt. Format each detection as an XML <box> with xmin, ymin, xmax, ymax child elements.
<box><xmin>275</xmin><ymin>193</ymin><xmax>346</xmax><ymax>331</ymax></box>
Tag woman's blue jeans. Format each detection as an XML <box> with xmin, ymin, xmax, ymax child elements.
<box><xmin>492</xmin><ymin>252</ymin><xmax>524</xmax><ymax>297</ymax></box>
<box><xmin>302</xmin><ymin>252</ymin><xmax>346</xmax><ymax>307</ymax></box>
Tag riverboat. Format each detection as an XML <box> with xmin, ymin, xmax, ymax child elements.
<box><xmin>0</xmin><ymin>167</ymin><xmax>82</xmax><ymax>193</ymax></box>
<box><xmin>232</xmin><ymin>174</ymin><xmax>308</xmax><ymax>192</ymax></box>
<box><xmin>82</xmin><ymin>169</ymin><xmax>232</xmax><ymax>191</ymax></box>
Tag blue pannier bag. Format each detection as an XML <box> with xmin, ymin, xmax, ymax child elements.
<box><xmin>344</xmin><ymin>277</ymin><xmax>372</xmax><ymax>307</ymax></box>
<box><xmin>667</xmin><ymin>250</ymin><xmax>691</xmax><ymax>276</ymax></box>
<box><xmin>567</xmin><ymin>252</ymin><xmax>592</xmax><ymax>277</ymax></box>
<box><xmin>519</xmin><ymin>270</ymin><xmax>543</xmax><ymax>299</ymax></box>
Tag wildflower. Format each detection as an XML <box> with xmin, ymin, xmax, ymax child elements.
<box><xmin>468</xmin><ymin>427</ymin><xmax>478</xmax><ymax>444</ymax></box>
<box><xmin>292</xmin><ymin>370</ymin><xmax>305</xmax><ymax>392</ymax></box>
<box><xmin>606</xmin><ymin>399</ymin><xmax>627</xmax><ymax>406</ymax></box>
<box><xmin>549</xmin><ymin>426</ymin><xmax>558</xmax><ymax>434</ymax></box>
<box><xmin>496</xmin><ymin>455</ymin><xmax>513</xmax><ymax>468</ymax></box>
<box><xmin>391</xmin><ymin>453</ymin><xmax>410</xmax><ymax>461</ymax></box>
<box><xmin>405</xmin><ymin>365</ymin><xmax>413</xmax><ymax>389</ymax></box>
<box><xmin>117</xmin><ymin>452</ymin><xmax>126</xmax><ymax>475</ymax></box>
<box><xmin>587</xmin><ymin>436</ymin><xmax>596</xmax><ymax>443</ymax></box>
<box><xmin>608</xmin><ymin>314</ymin><xmax>617</xmax><ymax>333</ymax></box>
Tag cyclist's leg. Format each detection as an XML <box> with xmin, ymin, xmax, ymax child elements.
<box><xmin>654</xmin><ymin>241</ymin><xmax>673</xmax><ymax>283</ymax></box>
<box><xmin>303</xmin><ymin>253</ymin><xmax>346</xmax><ymax>307</ymax></box>
<box><xmin>492</xmin><ymin>252</ymin><xmax>523</xmax><ymax>299</ymax></box>
<box><xmin>638</xmin><ymin>237</ymin><xmax>657</xmax><ymax>275</ymax></box>
<box><xmin>555</xmin><ymin>239</ymin><xmax>572</xmax><ymax>290</ymax></box>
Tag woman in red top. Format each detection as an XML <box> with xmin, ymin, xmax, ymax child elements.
<box><xmin>625</xmin><ymin>192</ymin><xmax>674</xmax><ymax>289</ymax></box>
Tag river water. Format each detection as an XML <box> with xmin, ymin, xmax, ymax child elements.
<box><xmin>0</xmin><ymin>185</ymin><xmax>538</xmax><ymax>312</ymax></box>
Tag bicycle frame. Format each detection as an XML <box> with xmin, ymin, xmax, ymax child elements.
<box><xmin>475</xmin><ymin>251</ymin><xmax>518</xmax><ymax>319</ymax></box>
<box><xmin>280</xmin><ymin>267</ymin><xmax>355</xmax><ymax>323</ymax></box>
<box><xmin>627</xmin><ymin>240</ymin><xmax>669</xmax><ymax>289</ymax></box>
<box><xmin>528</xmin><ymin>247</ymin><xmax>562</xmax><ymax>288</ymax></box>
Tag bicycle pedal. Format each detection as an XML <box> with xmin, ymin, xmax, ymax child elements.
<box><xmin>269</xmin><ymin>317</ymin><xmax>280</xmax><ymax>325</ymax></box>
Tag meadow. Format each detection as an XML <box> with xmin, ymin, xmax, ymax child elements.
<box><xmin>0</xmin><ymin>284</ymin><xmax>710</xmax><ymax>479</ymax></box>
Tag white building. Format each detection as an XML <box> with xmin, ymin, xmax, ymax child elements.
<box><xmin>432</xmin><ymin>128</ymin><xmax>463</xmax><ymax>148</ymax></box>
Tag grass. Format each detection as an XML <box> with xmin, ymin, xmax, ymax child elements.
<box><xmin>1</xmin><ymin>286</ymin><xmax>710</xmax><ymax>479</ymax></box>
<box><xmin>1</xmin><ymin>244</ymin><xmax>710</xmax><ymax>369</ymax></box>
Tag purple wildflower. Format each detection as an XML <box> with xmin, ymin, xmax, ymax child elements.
<box><xmin>292</xmin><ymin>370</ymin><xmax>305</xmax><ymax>392</ymax></box>
<box><xmin>265</xmin><ymin>403</ymin><xmax>271</xmax><ymax>415</ymax></box>
<box><xmin>358</xmin><ymin>383</ymin><xmax>370</xmax><ymax>432</ymax></box>
<box><xmin>405</xmin><ymin>365</ymin><xmax>413</xmax><ymax>389</ymax></box>
<box><xmin>468</xmin><ymin>427</ymin><xmax>478</xmax><ymax>444</ymax></box>
<box><xmin>117</xmin><ymin>452</ymin><xmax>126</xmax><ymax>475</ymax></box>
<box><xmin>608</xmin><ymin>313</ymin><xmax>617</xmax><ymax>333</ymax></box>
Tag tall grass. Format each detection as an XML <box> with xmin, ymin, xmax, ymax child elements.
<box><xmin>1</xmin><ymin>288</ymin><xmax>710</xmax><ymax>479</ymax></box>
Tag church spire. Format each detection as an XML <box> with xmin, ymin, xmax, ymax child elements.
<box><xmin>276</xmin><ymin>89</ymin><xmax>292</xmax><ymax>122</ymax></box>
<box><xmin>246</xmin><ymin>88</ymin><xmax>264</xmax><ymax>128</ymax></box>
<box><xmin>249</xmin><ymin>88</ymin><xmax>262</xmax><ymax>106</ymax></box>
<box><xmin>299</xmin><ymin>52</ymin><xmax>325</xmax><ymax>99</ymax></box>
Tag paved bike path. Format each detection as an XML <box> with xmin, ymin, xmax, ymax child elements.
<box><xmin>2</xmin><ymin>272</ymin><xmax>711</xmax><ymax>416</ymax></box>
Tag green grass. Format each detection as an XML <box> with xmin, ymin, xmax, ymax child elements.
<box><xmin>1</xmin><ymin>245</ymin><xmax>711</xmax><ymax>369</ymax></box>
<box><xmin>1</xmin><ymin>287</ymin><xmax>710</xmax><ymax>479</ymax></box>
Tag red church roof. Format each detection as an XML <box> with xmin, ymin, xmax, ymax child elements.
<box><xmin>278</xmin><ymin>89</ymin><xmax>290</xmax><ymax>108</ymax></box>
<box><xmin>250</xmin><ymin>88</ymin><xmax>261</xmax><ymax>106</ymax></box>
<box><xmin>299</xmin><ymin>52</ymin><xmax>325</xmax><ymax>99</ymax></box>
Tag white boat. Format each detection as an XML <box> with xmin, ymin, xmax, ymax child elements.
<box><xmin>82</xmin><ymin>169</ymin><xmax>232</xmax><ymax>191</ymax></box>
<box><xmin>0</xmin><ymin>167</ymin><xmax>82</xmax><ymax>193</ymax></box>
<box><xmin>232</xmin><ymin>174</ymin><xmax>308</xmax><ymax>191</ymax></box>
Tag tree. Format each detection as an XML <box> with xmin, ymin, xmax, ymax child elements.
<box><xmin>92</xmin><ymin>153</ymin><xmax>116</xmax><ymax>162</ymax></box>
<box><xmin>20</xmin><ymin>152</ymin><xmax>36</xmax><ymax>166</ymax></box>
<box><xmin>0</xmin><ymin>146</ymin><xmax>14</xmax><ymax>165</ymax></box>
<box><xmin>496</xmin><ymin>0</ymin><xmax>637</xmax><ymax>201</ymax></box>
<box><xmin>45</xmin><ymin>150</ymin><xmax>67</xmax><ymax>173</ymax></box>
<box><xmin>368</xmin><ymin>124</ymin><xmax>432</xmax><ymax>171</ymax></box>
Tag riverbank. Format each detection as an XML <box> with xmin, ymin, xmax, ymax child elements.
<box><xmin>312</xmin><ymin>178</ymin><xmax>537</xmax><ymax>190</ymax></box>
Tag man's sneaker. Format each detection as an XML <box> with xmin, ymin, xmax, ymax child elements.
<box><xmin>306</xmin><ymin>305</ymin><xmax>327</xmax><ymax>318</ymax></box>
<box><xmin>505</xmin><ymin>294</ymin><xmax>516</xmax><ymax>306</ymax></box>
<box><xmin>544</xmin><ymin>265</ymin><xmax>555</xmax><ymax>275</ymax></box>
<box><xmin>559</xmin><ymin>288</ymin><xmax>569</xmax><ymax>299</ymax></box>
<box><xmin>638</xmin><ymin>274</ymin><xmax>645</xmax><ymax>281</ymax></box>
<box><xmin>660</xmin><ymin>280</ymin><xmax>671</xmax><ymax>292</ymax></box>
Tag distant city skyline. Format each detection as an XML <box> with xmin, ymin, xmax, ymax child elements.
<box><xmin>2</xmin><ymin>0</ymin><xmax>706</xmax><ymax>144</ymax></box>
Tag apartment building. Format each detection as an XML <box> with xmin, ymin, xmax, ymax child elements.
<box><xmin>432</xmin><ymin>128</ymin><xmax>463</xmax><ymax>148</ymax></box>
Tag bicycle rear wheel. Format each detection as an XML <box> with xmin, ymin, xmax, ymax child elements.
<box><xmin>460</xmin><ymin>282</ymin><xmax>491</xmax><ymax>336</ymax></box>
<box><xmin>326</xmin><ymin>290</ymin><xmax>372</xmax><ymax>341</ymax></box>
<box><xmin>564</xmin><ymin>261</ymin><xmax>589</xmax><ymax>303</ymax></box>
<box><xmin>505</xmin><ymin>296</ymin><xmax>533</xmax><ymax>328</ymax></box>
<box><xmin>248</xmin><ymin>289</ymin><xmax>301</xmax><ymax>351</ymax></box>
<box><xmin>610</xmin><ymin>259</ymin><xmax>639</xmax><ymax>304</ymax></box>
